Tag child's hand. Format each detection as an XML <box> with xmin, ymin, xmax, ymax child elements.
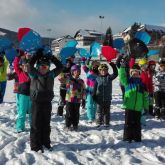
<box><xmin>81</xmin><ymin>57</ymin><xmax>86</xmax><ymax>62</ymax></box>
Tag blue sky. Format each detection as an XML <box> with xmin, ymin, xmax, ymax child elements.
<box><xmin>0</xmin><ymin>0</ymin><xmax>165</xmax><ymax>38</ymax></box>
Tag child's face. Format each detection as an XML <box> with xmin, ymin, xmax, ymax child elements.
<box><xmin>22</xmin><ymin>64</ymin><xmax>28</xmax><ymax>72</ymax></box>
<box><xmin>159</xmin><ymin>64</ymin><xmax>165</xmax><ymax>71</ymax></box>
<box><xmin>131</xmin><ymin>70</ymin><xmax>141</xmax><ymax>78</ymax></box>
<box><xmin>38</xmin><ymin>65</ymin><xmax>49</xmax><ymax>74</ymax></box>
<box><xmin>72</xmin><ymin>70</ymin><xmax>80</xmax><ymax>78</ymax></box>
<box><xmin>140</xmin><ymin>64</ymin><xmax>148</xmax><ymax>71</ymax></box>
<box><xmin>99</xmin><ymin>69</ymin><xmax>108</xmax><ymax>76</ymax></box>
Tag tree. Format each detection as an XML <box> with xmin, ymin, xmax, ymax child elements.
<box><xmin>103</xmin><ymin>27</ymin><xmax>113</xmax><ymax>47</ymax></box>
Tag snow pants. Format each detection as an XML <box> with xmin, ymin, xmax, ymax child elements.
<box><xmin>65</xmin><ymin>102</ymin><xmax>80</xmax><ymax>128</ymax></box>
<box><xmin>154</xmin><ymin>91</ymin><xmax>165</xmax><ymax>119</ymax></box>
<box><xmin>16</xmin><ymin>94</ymin><xmax>32</xmax><ymax>132</ymax></box>
<box><xmin>96</xmin><ymin>104</ymin><xmax>111</xmax><ymax>125</ymax></box>
<box><xmin>123</xmin><ymin>110</ymin><xmax>141</xmax><ymax>142</ymax></box>
<box><xmin>0</xmin><ymin>81</ymin><xmax>7</xmax><ymax>103</ymax></box>
<box><xmin>30</xmin><ymin>101</ymin><xmax>52</xmax><ymax>151</ymax></box>
<box><xmin>57</xmin><ymin>88</ymin><xmax>66</xmax><ymax>116</ymax></box>
<box><xmin>86</xmin><ymin>94</ymin><xmax>97</xmax><ymax>121</ymax></box>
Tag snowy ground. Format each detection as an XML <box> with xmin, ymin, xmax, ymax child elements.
<box><xmin>0</xmin><ymin>70</ymin><xmax>165</xmax><ymax>165</ymax></box>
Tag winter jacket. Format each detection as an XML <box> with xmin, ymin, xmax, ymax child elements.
<box><xmin>14</xmin><ymin>56</ymin><xmax>30</xmax><ymax>96</ymax></box>
<box><xmin>65</xmin><ymin>77</ymin><xmax>86</xmax><ymax>103</ymax></box>
<box><xmin>93</xmin><ymin>63</ymin><xmax>118</xmax><ymax>106</ymax></box>
<box><xmin>119</xmin><ymin>67</ymin><xmax>149</xmax><ymax>112</ymax></box>
<box><xmin>153</xmin><ymin>70</ymin><xmax>165</xmax><ymax>92</ymax></box>
<box><xmin>58</xmin><ymin>67</ymin><xmax>72</xmax><ymax>90</ymax></box>
<box><xmin>0</xmin><ymin>56</ymin><xmax>8</xmax><ymax>82</ymax></box>
<box><xmin>81</xmin><ymin>60</ymin><xmax>98</xmax><ymax>95</ymax></box>
<box><xmin>140</xmin><ymin>70</ymin><xmax>154</xmax><ymax>94</ymax></box>
<box><xmin>28</xmin><ymin>55</ymin><xmax>63</xmax><ymax>102</ymax></box>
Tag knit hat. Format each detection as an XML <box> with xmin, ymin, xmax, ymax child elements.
<box><xmin>138</xmin><ymin>58</ymin><xmax>147</xmax><ymax>66</ymax></box>
<box><xmin>37</xmin><ymin>56</ymin><xmax>51</xmax><ymax>66</ymax></box>
<box><xmin>71</xmin><ymin>64</ymin><xmax>81</xmax><ymax>74</ymax></box>
<box><xmin>98</xmin><ymin>63</ymin><xmax>108</xmax><ymax>71</ymax></box>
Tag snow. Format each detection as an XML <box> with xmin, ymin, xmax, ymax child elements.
<box><xmin>0</xmin><ymin>70</ymin><xmax>165</xmax><ymax>165</ymax></box>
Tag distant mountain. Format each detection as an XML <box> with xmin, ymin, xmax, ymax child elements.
<box><xmin>0</xmin><ymin>27</ymin><xmax>55</xmax><ymax>47</ymax></box>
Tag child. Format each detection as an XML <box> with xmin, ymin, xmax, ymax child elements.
<box><xmin>64</xmin><ymin>64</ymin><xmax>86</xmax><ymax>131</ymax></box>
<box><xmin>119</xmin><ymin>63</ymin><xmax>149</xmax><ymax>142</ymax></box>
<box><xmin>13</xmin><ymin>50</ymin><xmax>31</xmax><ymax>133</ymax></box>
<box><xmin>57</xmin><ymin>58</ymin><xmax>75</xmax><ymax>116</ymax></box>
<box><xmin>93</xmin><ymin>62</ymin><xmax>118</xmax><ymax>127</ymax></box>
<box><xmin>81</xmin><ymin>57</ymin><xmax>100</xmax><ymax>123</ymax></box>
<box><xmin>0</xmin><ymin>55</ymin><xmax>9</xmax><ymax>103</ymax></box>
<box><xmin>28</xmin><ymin>48</ymin><xmax>63</xmax><ymax>152</ymax></box>
<box><xmin>153</xmin><ymin>58</ymin><xmax>165</xmax><ymax>119</ymax></box>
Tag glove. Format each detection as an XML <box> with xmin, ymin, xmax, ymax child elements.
<box><xmin>81</xmin><ymin>57</ymin><xmax>86</xmax><ymax>62</ymax></box>
<box><xmin>120</xmin><ymin>58</ymin><xmax>126</xmax><ymax>67</ymax></box>
<box><xmin>81</xmin><ymin>99</ymin><xmax>86</xmax><ymax>109</ymax></box>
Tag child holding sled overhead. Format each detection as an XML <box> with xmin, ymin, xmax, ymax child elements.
<box><xmin>13</xmin><ymin>49</ymin><xmax>31</xmax><ymax>133</ymax></box>
<box><xmin>93</xmin><ymin>62</ymin><xmax>118</xmax><ymax>127</ymax></box>
<box><xmin>28</xmin><ymin>48</ymin><xmax>63</xmax><ymax>152</ymax></box>
<box><xmin>81</xmin><ymin>57</ymin><xmax>100</xmax><ymax>123</ymax></box>
<box><xmin>119</xmin><ymin>62</ymin><xmax>149</xmax><ymax>142</ymax></box>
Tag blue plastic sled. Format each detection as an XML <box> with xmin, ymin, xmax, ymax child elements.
<box><xmin>90</xmin><ymin>42</ymin><xmax>101</xmax><ymax>57</ymax></box>
<box><xmin>147</xmin><ymin>50</ymin><xmax>160</xmax><ymax>57</ymax></box>
<box><xmin>113</xmin><ymin>38</ymin><xmax>125</xmax><ymax>50</ymax></box>
<box><xmin>0</xmin><ymin>38</ymin><xmax>13</xmax><ymax>51</ymax></box>
<box><xmin>78</xmin><ymin>48</ymin><xmax>90</xmax><ymax>58</ymax></box>
<box><xmin>5</xmin><ymin>48</ymin><xmax>17</xmax><ymax>66</ymax></box>
<box><xmin>64</xmin><ymin>40</ymin><xmax>78</xmax><ymax>48</ymax></box>
<box><xmin>60</xmin><ymin>47</ymin><xmax>77</xmax><ymax>64</ymax></box>
<box><xmin>19</xmin><ymin>30</ymin><xmax>42</xmax><ymax>54</ymax></box>
<box><xmin>135</xmin><ymin>31</ymin><xmax>151</xmax><ymax>45</ymax></box>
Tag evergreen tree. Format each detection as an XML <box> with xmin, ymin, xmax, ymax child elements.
<box><xmin>103</xmin><ymin>27</ymin><xmax>113</xmax><ymax>47</ymax></box>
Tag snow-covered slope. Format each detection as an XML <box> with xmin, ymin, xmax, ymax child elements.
<box><xmin>0</xmin><ymin>71</ymin><xmax>165</xmax><ymax>165</ymax></box>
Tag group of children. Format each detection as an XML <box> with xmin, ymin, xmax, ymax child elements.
<box><xmin>0</xmin><ymin>44</ymin><xmax>165</xmax><ymax>152</ymax></box>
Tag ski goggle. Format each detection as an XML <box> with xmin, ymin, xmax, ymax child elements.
<box><xmin>39</xmin><ymin>65</ymin><xmax>49</xmax><ymax>69</ymax></box>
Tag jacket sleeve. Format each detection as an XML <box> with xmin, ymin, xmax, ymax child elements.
<box><xmin>92</xmin><ymin>79</ymin><xmax>98</xmax><ymax>102</ymax></box>
<box><xmin>143</xmin><ymin>91</ymin><xmax>149</xmax><ymax>111</ymax></box>
<box><xmin>119</xmin><ymin>67</ymin><xmax>128</xmax><ymax>87</ymax></box>
<box><xmin>81</xmin><ymin>58</ymin><xmax>89</xmax><ymax>73</ymax></box>
<box><xmin>51</xmin><ymin>56</ymin><xmax>63</xmax><ymax>77</ymax></box>
<box><xmin>27</xmin><ymin>54</ymin><xmax>39</xmax><ymax>77</ymax></box>
<box><xmin>13</xmin><ymin>56</ymin><xmax>22</xmax><ymax>76</ymax></box>
<box><xmin>108</xmin><ymin>63</ymin><xmax>118</xmax><ymax>80</ymax></box>
<box><xmin>116</xmin><ymin>55</ymin><xmax>123</xmax><ymax>68</ymax></box>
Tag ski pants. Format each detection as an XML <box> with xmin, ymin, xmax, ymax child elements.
<box><xmin>0</xmin><ymin>81</ymin><xmax>7</xmax><ymax>103</ymax></box>
<box><xmin>65</xmin><ymin>102</ymin><xmax>80</xmax><ymax>127</ymax></box>
<box><xmin>16</xmin><ymin>94</ymin><xmax>32</xmax><ymax>132</ymax></box>
<box><xmin>154</xmin><ymin>91</ymin><xmax>165</xmax><ymax>118</ymax></box>
<box><xmin>96</xmin><ymin>104</ymin><xmax>111</xmax><ymax>125</ymax></box>
<box><xmin>57</xmin><ymin>88</ymin><xmax>66</xmax><ymax>116</ymax></box>
<box><xmin>30</xmin><ymin>101</ymin><xmax>52</xmax><ymax>150</ymax></box>
<box><xmin>86</xmin><ymin>94</ymin><xmax>97</xmax><ymax>121</ymax></box>
<box><xmin>123</xmin><ymin>110</ymin><xmax>141</xmax><ymax>142</ymax></box>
